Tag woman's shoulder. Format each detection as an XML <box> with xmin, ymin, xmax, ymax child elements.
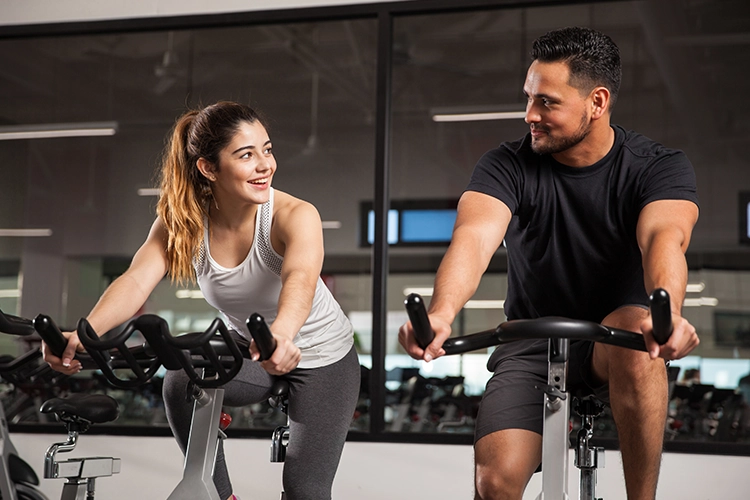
<box><xmin>272</xmin><ymin>189</ymin><xmax>321</xmax><ymax>224</ymax></box>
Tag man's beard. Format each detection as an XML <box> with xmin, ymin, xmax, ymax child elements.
<box><xmin>531</xmin><ymin>112</ymin><xmax>591</xmax><ymax>155</ymax></box>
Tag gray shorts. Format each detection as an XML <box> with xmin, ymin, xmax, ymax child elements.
<box><xmin>474</xmin><ymin>339</ymin><xmax>609</xmax><ymax>444</ymax></box>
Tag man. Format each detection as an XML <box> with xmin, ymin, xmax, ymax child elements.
<box><xmin>399</xmin><ymin>26</ymin><xmax>700</xmax><ymax>500</ymax></box>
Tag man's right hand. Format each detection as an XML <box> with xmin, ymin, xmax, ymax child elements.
<box><xmin>42</xmin><ymin>331</ymin><xmax>83</xmax><ymax>375</ymax></box>
<box><xmin>398</xmin><ymin>314</ymin><xmax>452</xmax><ymax>363</ymax></box>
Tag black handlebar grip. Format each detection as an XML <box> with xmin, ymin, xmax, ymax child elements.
<box><xmin>246</xmin><ymin>313</ymin><xmax>277</xmax><ymax>362</ymax></box>
<box><xmin>0</xmin><ymin>310</ymin><xmax>35</xmax><ymax>336</ymax></box>
<box><xmin>33</xmin><ymin>314</ymin><xmax>68</xmax><ymax>359</ymax></box>
<box><xmin>649</xmin><ymin>288</ymin><xmax>673</xmax><ymax>345</ymax></box>
<box><xmin>405</xmin><ymin>293</ymin><xmax>434</xmax><ymax>350</ymax></box>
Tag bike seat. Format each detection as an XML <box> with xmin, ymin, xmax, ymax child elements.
<box><xmin>572</xmin><ymin>395</ymin><xmax>606</xmax><ymax>418</ymax></box>
<box><xmin>270</xmin><ymin>379</ymin><xmax>289</xmax><ymax>398</ymax></box>
<box><xmin>40</xmin><ymin>393</ymin><xmax>120</xmax><ymax>424</ymax></box>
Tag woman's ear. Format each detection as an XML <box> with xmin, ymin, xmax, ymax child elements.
<box><xmin>197</xmin><ymin>158</ymin><xmax>216</xmax><ymax>182</ymax></box>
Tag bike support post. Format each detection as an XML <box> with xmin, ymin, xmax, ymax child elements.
<box><xmin>537</xmin><ymin>338</ymin><xmax>570</xmax><ymax>500</ymax></box>
<box><xmin>167</xmin><ymin>385</ymin><xmax>224</xmax><ymax>500</ymax></box>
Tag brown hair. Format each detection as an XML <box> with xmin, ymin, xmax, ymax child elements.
<box><xmin>156</xmin><ymin>101</ymin><xmax>267</xmax><ymax>284</ymax></box>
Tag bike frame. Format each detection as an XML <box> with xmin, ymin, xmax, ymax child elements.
<box><xmin>406</xmin><ymin>290</ymin><xmax>672</xmax><ymax>500</ymax></box>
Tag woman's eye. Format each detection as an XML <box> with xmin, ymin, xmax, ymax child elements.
<box><xmin>240</xmin><ymin>152</ymin><xmax>251</xmax><ymax>159</ymax></box>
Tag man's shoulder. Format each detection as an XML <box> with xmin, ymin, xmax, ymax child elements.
<box><xmin>614</xmin><ymin>125</ymin><xmax>686</xmax><ymax>162</ymax></box>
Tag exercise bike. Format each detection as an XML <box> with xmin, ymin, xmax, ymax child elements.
<box><xmin>0</xmin><ymin>309</ymin><xmax>133</xmax><ymax>500</ymax></box>
<box><xmin>35</xmin><ymin>311</ymin><xmax>283</xmax><ymax>500</ymax></box>
<box><xmin>29</xmin><ymin>311</ymin><xmax>161</xmax><ymax>500</ymax></box>
<box><xmin>405</xmin><ymin>289</ymin><xmax>673</xmax><ymax>500</ymax></box>
<box><xmin>0</xmin><ymin>310</ymin><xmax>51</xmax><ymax>500</ymax></box>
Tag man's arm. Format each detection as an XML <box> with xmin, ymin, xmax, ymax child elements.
<box><xmin>636</xmin><ymin>199</ymin><xmax>700</xmax><ymax>360</ymax></box>
<box><xmin>399</xmin><ymin>191</ymin><xmax>512</xmax><ymax>361</ymax></box>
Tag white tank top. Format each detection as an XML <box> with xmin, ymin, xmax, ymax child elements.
<box><xmin>194</xmin><ymin>188</ymin><xmax>354</xmax><ymax>368</ymax></box>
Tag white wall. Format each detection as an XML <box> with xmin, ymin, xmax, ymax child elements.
<box><xmin>13</xmin><ymin>433</ymin><xmax>750</xmax><ymax>499</ymax></box>
<box><xmin>0</xmin><ymin>0</ymin><xmax>409</xmax><ymax>26</ymax></box>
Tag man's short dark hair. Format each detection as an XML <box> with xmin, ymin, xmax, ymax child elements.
<box><xmin>532</xmin><ymin>27</ymin><xmax>621</xmax><ymax>110</ymax></box>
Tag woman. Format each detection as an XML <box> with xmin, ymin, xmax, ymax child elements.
<box><xmin>42</xmin><ymin>101</ymin><xmax>361</xmax><ymax>500</ymax></box>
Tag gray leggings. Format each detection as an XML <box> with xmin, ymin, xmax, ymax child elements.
<box><xmin>163</xmin><ymin>346</ymin><xmax>360</xmax><ymax>500</ymax></box>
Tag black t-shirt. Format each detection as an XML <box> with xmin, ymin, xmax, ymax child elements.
<box><xmin>467</xmin><ymin>125</ymin><xmax>699</xmax><ymax>330</ymax></box>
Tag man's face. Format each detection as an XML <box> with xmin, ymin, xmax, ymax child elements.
<box><xmin>523</xmin><ymin>60</ymin><xmax>593</xmax><ymax>156</ymax></box>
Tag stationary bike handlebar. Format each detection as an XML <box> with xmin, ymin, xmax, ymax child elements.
<box><xmin>406</xmin><ymin>288</ymin><xmax>674</xmax><ymax>355</ymax></box>
<box><xmin>0</xmin><ymin>309</ymin><xmax>66</xmax><ymax>386</ymax></box>
<box><xmin>0</xmin><ymin>309</ymin><xmax>37</xmax><ymax>337</ymax></box>
<box><xmin>32</xmin><ymin>310</ymin><xmax>279</xmax><ymax>389</ymax></box>
<box><xmin>246</xmin><ymin>313</ymin><xmax>277</xmax><ymax>362</ymax></box>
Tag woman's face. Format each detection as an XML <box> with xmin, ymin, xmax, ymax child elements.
<box><xmin>211</xmin><ymin>120</ymin><xmax>277</xmax><ymax>207</ymax></box>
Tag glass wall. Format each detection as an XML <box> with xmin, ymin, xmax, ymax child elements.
<box><xmin>1</xmin><ymin>0</ymin><xmax>749</xmax><ymax>452</ymax></box>
<box><xmin>0</xmin><ymin>19</ymin><xmax>377</xmax><ymax>431</ymax></box>
<box><xmin>385</xmin><ymin>0</ymin><xmax>750</xmax><ymax>449</ymax></box>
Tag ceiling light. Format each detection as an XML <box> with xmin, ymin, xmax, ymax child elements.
<box><xmin>433</xmin><ymin>111</ymin><xmax>526</xmax><ymax>122</ymax></box>
<box><xmin>176</xmin><ymin>289</ymin><xmax>204</xmax><ymax>299</ymax></box>
<box><xmin>322</xmin><ymin>221</ymin><xmax>342</xmax><ymax>229</ymax></box>
<box><xmin>431</xmin><ymin>105</ymin><xmax>526</xmax><ymax>123</ymax></box>
<box><xmin>0</xmin><ymin>121</ymin><xmax>118</xmax><ymax>141</ymax></box>
<box><xmin>403</xmin><ymin>287</ymin><xmax>434</xmax><ymax>297</ymax></box>
<box><xmin>686</xmin><ymin>282</ymin><xmax>705</xmax><ymax>293</ymax></box>
<box><xmin>0</xmin><ymin>228</ymin><xmax>52</xmax><ymax>237</ymax></box>
<box><xmin>0</xmin><ymin>290</ymin><xmax>20</xmax><ymax>298</ymax></box>
<box><xmin>683</xmin><ymin>297</ymin><xmax>718</xmax><ymax>307</ymax></box>
<box><xmin>137</xmin><ymin>188</ymin><xmax>160</xmax><ymax>197</ymax></box>
<box><xmin>464</xmin><ymin>299</ymin><xmax>505</xmax><ymax>309</ymax></box>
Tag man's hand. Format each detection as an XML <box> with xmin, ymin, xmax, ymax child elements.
<box><xmin>398</xmin><ymin>314</ymin><xmax>452</xmax><ymax>362</ymax></box>
<box><xmin>641</xmin><ymin>312</ymin><xmax>699</xmax><ymax>361</ymax></box>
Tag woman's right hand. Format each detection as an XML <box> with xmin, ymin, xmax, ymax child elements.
<box><xmin>42</xmin><ymin>331</ymin><xmax>83</xmax><ymax>375</ymax></box>
<box><xmin>252</xmin><ymin>335</ymin><xmax>301</xmax><ymax>376</ymax></box>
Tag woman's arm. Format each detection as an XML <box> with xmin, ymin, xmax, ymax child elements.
<box><xmin>260</xmin><ymin>194</ymin><xmax>324</xmax><ymax>373</ymax></box>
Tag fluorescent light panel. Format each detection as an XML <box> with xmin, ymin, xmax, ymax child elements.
<box><xmin>431</xmin><ymin>105</ymin><xmax>526</xmax><ymax>123</ymax></box>
<box><xmin>433</xmin><ymin>111</ymin><xmax>526</xmax><ymax>122</ymax></box>
<box><xmin>683</xmin><ymin>297</ymin><xmax>719</xmax><ymax>307</ymax></box>
<box><xmin>464</xmin><ymin>299</ymin><xmax>505</xmax><ymax>309</ymax></box>
<box><xmin>176</xmin><ymin>289</ymin><xmax>204</xmax><ymax>299</ymax></box>
<box><xmin>0</xmin><ymin>121</ymin><xmax>118</xmax><ymax>141</ymax></box>
<box><xmin>0</xmin><ymin>228</ymin><xmax>52</xmax><ymax>237</ymax></box>
<box><xmin>137</xmin><ymin>188</ymin><xmax>160</xmax><ymax>197</ymax></box>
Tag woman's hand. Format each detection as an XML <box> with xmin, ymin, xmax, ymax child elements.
<box><xmin>42</xmin><ymin>331</ymin><xmax>84</xmax><ymax>375</ymax></box>
<box><xmin>250</xmin><ymin>335</ymin><xmax>301</xmax><ymax>375</ymax></box>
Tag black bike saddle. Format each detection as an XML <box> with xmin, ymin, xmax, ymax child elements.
<box><xmin>40</xmin><ymin>393</ymin><xmax>119</xmax><ymax>424</ymax></box>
